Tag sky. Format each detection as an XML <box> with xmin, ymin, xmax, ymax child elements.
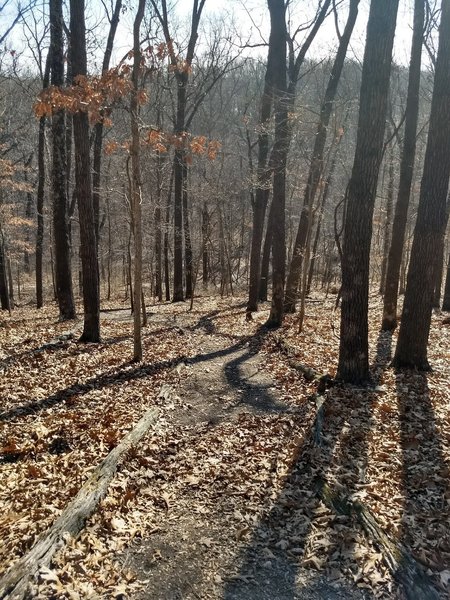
<box><xmin>6</xmin><ymin>0</ymin><xmax>420</xmax><ymax>74</ymax></box>
<box><xmin>107</xmin><ymin>0</ymin><xmax>417</xmax><ymax>69</ymax></box>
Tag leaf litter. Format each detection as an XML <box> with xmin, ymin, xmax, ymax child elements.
<box><xmin>0</xmin><ymin>294</ymin><xmax>449</xmax><ymax>598</ymax></box>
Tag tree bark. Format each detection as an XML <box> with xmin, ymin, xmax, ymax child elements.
<box><xmin>337</xmin><ymin>0</ymin><xmax>399</xmax><ymax>383</ymax></box>
<box><xmin>130</xmin><ymin>0</ymin><xmax>146</xmax><ymax>362</ymax></box>
<box><xmin>393</xmin><ymin>0</ymin><xmax>450</xmax><ymax>369</ymax></box>
<box><xmin>202</xmin><ymin>202</ymin><xmax>209</xmax><ymax>287</ymax></box>
<box><xmin>381</xmin><ymin>0</ymin><xmax>424</xmax><ymax>330</ymax></box>
<box><xmin>265</xmin><ymin>0</ymin><xmax>288</xmax><ymax>328</ymax></box>
<box><xmin>247</xmin><ymin>48</ymin><xmax>273</xmax><ymax>313</ymax></box>
<box><xmin>35</xmin><ymin>44</ymin><xmax>50</xmax><ymax>309</ymax></box>
<box><xmin>154</xmin><ymin>155</ymin><xmax>163</xmax><ymax>302</ymax></box>
<box><xmin>70</xmin><ymin>0</ymin><xmax>100</xmax><ymax>343</ymax></box>
<box><xmin>50</xmin><ymin>0</ymin><xmax>76</xmax><ymax>321</ymax></box>
<box><xmin>0</xmin><ymin>228</ymin><xmax>10</xmax><ymax>311</ymax></box>
<box><xmin>182</xmin><ymin>162</ymin><xmax>193</xmax><ymax>299</ymax></box>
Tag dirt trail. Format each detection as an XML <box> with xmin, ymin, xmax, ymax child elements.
<box><xmin>115</xmin><ymin>312</ymin><xmax>369</xmax><ymax>600</ymax></box>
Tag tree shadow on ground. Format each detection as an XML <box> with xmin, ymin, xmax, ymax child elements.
<box><xmin>395</xmin><ymin>367</ymin><xmax>449</xmax><ymax>597</ymax></box>
<box><xmin>222</xmin><ymin>330</ymin><xmax>394</xmax><ymax>600</ymax></box>
<box><xmin>0</xmin><ymin>326</ymin><xmax>278</xmax><ymax>423</ymax></box>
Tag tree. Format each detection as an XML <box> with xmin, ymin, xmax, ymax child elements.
<box><xmin>130</xmin><ymin>0</ymin><xmax>146</xmax><ymax>361</ymax></box>
<box><xmin>381</xmin><ymin>0</ymin><xmax>425</xmax><ymax>331</ymax></box>
<box><xmin>337</xmin><ymin>0</ymin><xmax>399</xmax><ymax>383</ymax></box>
<box><xmin>70</xmin><ymin>0</ymin><xmax>100</xmax><ymax>342</ymax></box>
<box><xmin>247</xmin><ymin>0</ymin><xmax>332</xmax><ymax>316</ymax></box>
<box><xmin>50</xmin><ymin>0</ymin><xmax>76</xmax><ymax>321</ymax></box>
<box><xmin>36</xmin><ymin>52</ymin><xmax>51</xmax><ymax>308</ymax></box>
<box><xmin>150</xmin><ymin>0</ymin><xmax>207</xmax><ymax>302</ymax></box>
<box><xmin>393</xmin><ymin>0</ymin><xmax>450</xmax><ymax>370</ymax></box>
<box><xmin>265</xmin><ymin>0</ymin><xmax>288</xmax><ymax>328</ymax></box>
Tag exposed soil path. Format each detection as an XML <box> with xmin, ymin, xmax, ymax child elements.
<box><xmin>109</xmin><ymin>305</ymin><xmax>369</xmax><ymax>600</ymax></box>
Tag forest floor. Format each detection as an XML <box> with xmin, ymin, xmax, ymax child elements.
<box><xmin>0</xmin><ymin>292</ymin><xmax>449</xmax><ymax>599</ymax></box>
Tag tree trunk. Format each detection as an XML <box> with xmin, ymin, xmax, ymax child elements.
<box><xmin>130</xmin><ymin>0</ymin><xmax>146</xmax><ymax>362</ymax></box>
<box><xmin>0</xmin><ymin>230</ymin><xmax>10</xmax><ymax>311</ymax></box>
<box><xmin>433</xmin><ymin>230</ymin><xmax>446</xmax><ymax>307</ymax></box>
<box><xmin>337</xmin><ymin>0</ymin><xmax>399</xmax><ymax>383</ymax></box>
<box><xmin>50</xmin><ymin>0</ymin><xmax>76</xmax><ymax>321</ymax></box>
<box><xmin>247</xmin><ymin>51</ymin><xmax>273</xmax><ymax>313</ymax></box>
<box><xmin>442</xmin><ymin>249</ymin><xmax>450</xmax><ymax>311</ymax></box>
<box><xmin>35</xmin><ymin>46</ymin><xmax>50</xmax><ymax>309</ymax></box>
<box><xmin>70</xmin><ymin>0</ymin><xmax>100</xmax><ymax>343</ymax></box>
<box><xmin>259</xmin><ymin>196</ymin><xmax>274</xmax><ymax>302</ymax></box>
<box><xmin>24</xmin><ymin>155</ymin><xmax>33</xmax><ymax>274</ymax></box>
<box><xmin>393</xmin><ymin>0</ymin><xmax>450</xmax><ymax>369</ymax></box>
<box><xmin>381</xmin><ymin>0</ymin><xmax>424</xmax><ymax>330</ymax></box>
<box><xmin>35</xmin><ymin>110</ymin><xmax>47</xmax><ymax>308</ymax></box>
<box><xmin>154</xmin><ymin>153</ymin><xmax>163</xmax><ymax>302</ymax></box>
<box><xmin>164</xmin><ymin>166</ymin><xmax>174</xmax><ymax>302</ymax></box>
<box><xmin>284</xmin><ymin>0</ymin><xmax>360</xmax><ymax>313</ymax></box>
<box><xmin>379</xmin><ymin>140</ymin><xmax>395</xmax><ymax>295</ymax></box>
<box><xmin>182</xmin><ymin>162</ymin><xmax>193</xmax><ymax>299</ymax></box>
<box><xmin>266</xmin><ymin>0</ymin><xmax>288</xmax><ymax>328</ymax></box>
<box><xmin>202</xmin><ymin>202</ymin><xmax>208</xmax><ymax>287</ymax></box>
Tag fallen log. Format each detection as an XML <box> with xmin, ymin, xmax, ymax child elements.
<box><xmin>316</xmin><ymin>477</ymin><xmax>441</xmax><ymax>600</ymax></box>
<box><xmin>0</xmin><ymin>405</ymin><xmax>160</xmax><ymax>599</ymax></box>
<box><xmin>273</xmin><ymin>336</ymin><xmax>334</xmax><ymax>388</ymax></box>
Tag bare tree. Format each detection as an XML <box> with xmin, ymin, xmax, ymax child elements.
<box><xmin>393</xmin><ymin>0</ymin><xmax>450</xmax><ymax>369</ymax></box>
<box><xmin>381</xmin><ymin>0</ymin><xmax>425</xmax><ymax>330</ymax></box>
<box><xmin>70</xmin><ymin>0</ymin><xmax>100</xmax><ymax>342</ymax></box>
<box><xmin>50</xmin><ymin>0</ymin><xmax>76</xmax><ymax>320</ymax></box>
<box><xmin>130</xmin><ymin>0</ymin><xmax>146</xmax><ymax>361</ymax></box>
<box><xmin>337</xmin><ymin>0</ymin><xmax>399</xmax><ymax>383</ymax></box>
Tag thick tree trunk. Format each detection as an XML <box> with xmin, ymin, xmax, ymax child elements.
<box><xmin>173</xmin><ymin>147</ymin><xmax>184</xmax><ymax>302</ymax></box>
<box><xmin>50</xmin><ymin>0</ymin><xmax>76</xmax><ymax>321</ymax></box>
<box><xmin>130</xmin><ymin>0</ymin><xmax>146</xmax><ymax>362</ymax></box>
<box><xmin>393</xmin><ymin>0</ymin><xmax>450</xmax><ymax>369</ymax></box>
<box><xmin>35</xmin><ymin>111</ymin><xmax>46</xmax><ymax>308</ymax></box>
<box><xmin>154</xmin><ymin>154</ymin><xmax>163</xmax><ymax>302</ymax></box>
<box><xmin>247</xmin><ymin>61</ymin><xmax>273</xmax><ymax>313</ymax></box>
<box><xmin>266</xmin><ymin>0</ymin><xmax>288</xmax><ymax>328</ymax></box>
<box><xmin>0</xmin><ymin>231</ymin><xmax>9</xmax><ymax>312</ymax></box>
<box><xmin>381</xmin><ymin>0</ymin><xmax>424</xmax><ymax>330</ymax></box>
<box><xmin>164</xmin><ymin>173</ymin><xmax>173</xmax><ymax>302</ymax></box>
<box><xmin>182</xmin><ymin>162</ymin><xmax>193</xmax><ymax>299</ymax></box>
<box><xmin>202</xmin><ymin>203</ymin><xmax>208</xmax><ymax>287</ymax></box>
<box><xmin>35</xmin><ymin>42</ymin><xmax>50</xmax><ymax>309</ymax></box>
<box><xmin>24</xmin><ymin>155</ymin><xmax>33</xmax><ymax>274</ymax></box>
<box><xmin>284</xmin><ymin>0</ymin><xmax>360</xmax><ymax>313</ymax></box>
<box><xmin>70</xmin><ymin>0</ymin><xmax>100</xmax><ymax>343</ymax></box>
<box><xmin>337</xmin><ymin>0</ymin><xmax>399</xmax><ymax>383</ymax></box>
<box><xmin>433</xmin><ymin>225</ymin><xmax>447</xmax><ymax>307</ymax></box>
<box><xmin>442</xmin><ymin>250</ymin><xmax>450</xmax><ymax>311</ymax></box>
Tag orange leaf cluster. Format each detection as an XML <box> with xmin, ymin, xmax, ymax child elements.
<box><xmin>34</xmin><ymin>66</ymin><xmax>134</xmax><ymax>124</ymax></box>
